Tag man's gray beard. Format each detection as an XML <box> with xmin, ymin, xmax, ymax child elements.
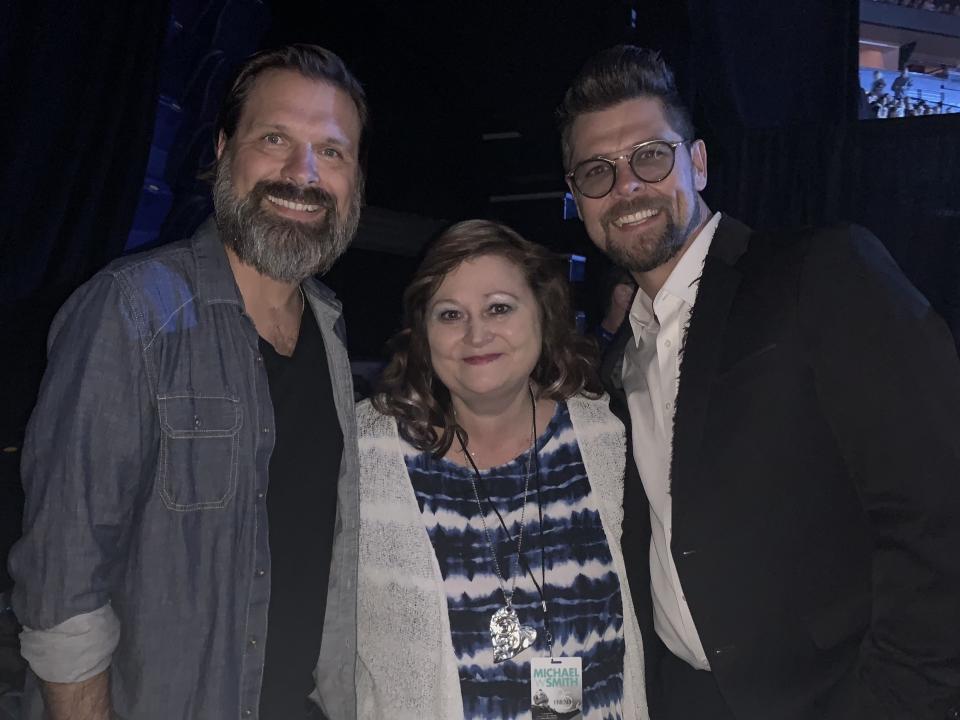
<box><xmin>603</xmin><ymin>200</ymin><xmax>701</xmax><ymax>274</ymax></box>
<box><xmin>212</xmin><ymin>160</ymin><xmax>362</xmax><ymax>283</ymax></box>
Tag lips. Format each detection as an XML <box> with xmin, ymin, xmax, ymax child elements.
<box><xmin>612</xmin><ymin>207</ymin><xmax>658</xmax><ymax>228</ymax></box>
<box><xmin>603</xmin><ymin>200</ymin><xmax>666</xmax><ymax>230</ymax></box>
<box><xmin>252</xmin><ymin>181</ymin><xmax>334</xmax><ymax>218</ymax></box>
<box><xmin>463</xmin><ymin>353</ymin><xmax>502</xmax><ymax>365</ymax></box>
<box><xmin>266</xmin><ymin>195</ymin><xmax>322</xmax><ymax>213</ymax></box>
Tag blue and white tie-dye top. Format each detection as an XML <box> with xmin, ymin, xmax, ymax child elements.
<box><xmin>403</xmin><ymin>401</ymin><xmax>626</xmax><ymax>720</ymax></box>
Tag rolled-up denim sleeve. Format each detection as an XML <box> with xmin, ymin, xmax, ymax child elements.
<box><xmin>9</xmin><ymin>271</ymin><xmax>152</xmax><ymax>674</ymax></box>
<box><xmin>20</xmin><ymin>604</ymin><xmax>120</xmax><ymax>682</ymax></box>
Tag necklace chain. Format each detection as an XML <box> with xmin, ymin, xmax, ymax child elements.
<box><xmin>464</xmin><ymin>436</ymin><xmax>533</xmax><ymax>608</ymax></box>
<box><xmin>455</xmin><ymin>390</ymin><xmax>536</xmax><ymax>610</ymax></box>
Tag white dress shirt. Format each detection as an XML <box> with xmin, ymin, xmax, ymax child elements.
<box><xmin>621</xmin><ymin>212</ymin><xmax>722</xmax><ymax>670</ymax></box>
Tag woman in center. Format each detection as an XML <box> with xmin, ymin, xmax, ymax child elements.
<box><xmin>355</xmin><ymin>219</ymin><xmax>647</xmax><ymax>719</ymax></box>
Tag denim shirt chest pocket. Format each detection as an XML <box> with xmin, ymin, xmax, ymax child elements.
<box><xmin>157</xmin><ymin>393</ymin><xmax>243</xmax><ymax>511</ymax></box>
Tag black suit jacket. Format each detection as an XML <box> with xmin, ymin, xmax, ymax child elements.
<box><xmin>601</xmin><ymin>215</ymin><xmax>960</xmax><ymax>720</ymax></box>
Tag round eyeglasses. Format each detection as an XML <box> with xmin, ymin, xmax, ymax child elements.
<box><xmin>566</xmin><ymin>139</ymin><xmax>686</xmax><ymax>199</ymax></box>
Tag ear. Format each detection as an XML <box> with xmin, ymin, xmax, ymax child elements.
<box><xmin>216</xmin><ymin>131</ymin><xmax>228</xmax><ymax>161</ymax></box>
<box><xmin>564</xmin><ymin>175</ymin><xmax>585</xmax><ymax>222</ymax></box>
<box><xmin>689</xmin><ymin>139</ymin><xmax>708</xmax><ymax>192</ymax></box>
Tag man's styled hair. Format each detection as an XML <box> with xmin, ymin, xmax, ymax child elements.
<box><xmin>215</xmin><ymin>44</ymin><xmax>369</xmax><ymax>163</ymax></box>
<box><xmin>373</xmin><ymin>219</ymin><xmax>602</xmax><ymax>457</ymax></box>
<box><xmin>557</xmin><ymin>45</ymin><xmax>695</xmax><ymax>169</ymax></box>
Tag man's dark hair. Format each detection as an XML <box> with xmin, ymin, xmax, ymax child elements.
<box><xmin>557</xmin><ymin>45</ymin><xmax>694</xmax><ymax>169</ymax></box>
<box><xmin>215</xmin><ymin>44</ymin><xmax>369</xmax><ymax>164</ymax></box>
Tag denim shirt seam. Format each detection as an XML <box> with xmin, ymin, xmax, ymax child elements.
<box><xmin>143</xmin><ymin>295</ymin><xmax>199</xmax><ymax>353</ymax></box>
<box><xmin>110</xmin><ymin>269</ymin><xmax>163</xmax><ymax>398</ymax></box>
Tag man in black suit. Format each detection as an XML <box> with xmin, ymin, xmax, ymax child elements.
<box><xmin>558</xmin><ymin>45</ymin><xmax>960</xmax><ymax>720</ymax></box>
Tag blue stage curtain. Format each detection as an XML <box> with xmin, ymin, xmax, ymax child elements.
<box><xmin>0</xmin><ymin>0</ymin><xmax>170</xmax><ymax>448</ymax></box>
<box><xmin>0</xmin><ymin>0</ymin><xmax>170</xmax><ymax>305</ymax></box>
<box><xmin>705</xmin><ymin>114</ymin><xmax>960</xmax><ymax>352</ymax></box>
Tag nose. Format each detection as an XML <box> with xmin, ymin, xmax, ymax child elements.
<box><xmin>465</xmin><ymin>317</ymin><xmax>492</xmax><ymax>347</ymax></box>
<box><xmin>612</xmin><ymin>157</ymin><xmax>644</xmax><ymax>198</ymax></box>
<box><xmin>282</xmin><ymin>143</ymin><xmax>320</xmax><ymax>186</ymax></box>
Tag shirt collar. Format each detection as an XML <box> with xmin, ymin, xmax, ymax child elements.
<box><xmin>193</xmin><ymin>216</ymin><xmax>245</xmax><ymax>307</ymax></box>
<box><xmin>628</xmin><ymin>211</ymin><xmax>722</xmax><ymax>345</ymax></box>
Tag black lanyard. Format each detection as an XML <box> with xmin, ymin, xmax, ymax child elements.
<box><xmin>454</xmin><ymin>393</ymin><xmax>554</xmax><ymax>653</ymax></box>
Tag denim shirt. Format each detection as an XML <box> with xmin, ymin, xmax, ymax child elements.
<box><xmin>10</xmin><ymin>218</ymin><xmax>359</xmax><ymax>720</ymax></box>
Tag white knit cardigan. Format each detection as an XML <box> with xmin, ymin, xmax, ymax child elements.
<box><xmin>355</xmin><ymin>394</ymin><xmax>649</xmax><ymax>720</ymax></box>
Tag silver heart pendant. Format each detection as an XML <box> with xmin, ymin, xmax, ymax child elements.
<box><xmin>490</xmin><ymin>606</ymin><xmax>537</xmax><ymax>663</ymax></box>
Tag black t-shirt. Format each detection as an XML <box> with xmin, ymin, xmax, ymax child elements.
<box><xmin>258</xmin><ymin>305</ymin><xmax>342</xmax><ymax>719</ymax></box>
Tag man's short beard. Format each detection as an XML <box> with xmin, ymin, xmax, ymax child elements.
<box><xmin>602</xmin><ymin>197</ymin><xmax>701</xmax><ymax>274</ymax></box>
<box><xmin>212</xmin><ymin>157</ymin><xmax>362</xmax><ymax>283</ymax></box>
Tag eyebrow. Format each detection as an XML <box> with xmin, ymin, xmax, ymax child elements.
<box><xmin>429</xmin><ymin>291</ymin><xmax>520</xmax><ymax>308</ymax></box>
<box><xmin>578</xmin><ymin>137</ymin><xmax>674</xmax><ymax>163</ymax></box>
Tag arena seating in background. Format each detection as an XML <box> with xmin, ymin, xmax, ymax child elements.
<box><xmin>859</xmin><ymin>67</ymin><xmax>960</xmax><ymax>118</ymax></box>
<box><xmin>871</xmin><ymin>0</ymin><xmax>960</xmax><ymax>15</ymax></box>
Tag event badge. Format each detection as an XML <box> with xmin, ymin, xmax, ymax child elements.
<box><xmin>530</xmin><ymin>656</ymin><xmax>583</xmax><ymax>719</ymax></box>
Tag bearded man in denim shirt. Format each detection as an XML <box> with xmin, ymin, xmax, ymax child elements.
<box><xmin>10</xmin><ymin>44</ymin><xmax>365</xmax><ymax>720</ymax></box>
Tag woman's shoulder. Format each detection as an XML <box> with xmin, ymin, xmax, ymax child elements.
<box><xmin>565</xmin><ymin>391</ymin><xmax>615</xmax><ymax>421</ymax></box>
<box><xmin>565</xmin><ymin>391</ymin><xmax>624</xmax><ymax>437</ymax></box>
<box><xmin>356</xmin><ymin>398</ymin><xmax>399</xmax><ymax>439</ymax></box>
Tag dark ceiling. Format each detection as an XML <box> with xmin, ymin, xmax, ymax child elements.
<box><xmin>259</xmin><ymin>1</ymin><xmax>655</xmax><ymax>353</ymax></box>
<box><xmin>263</xmin><ymin>0</ymin><xmax>644</xmax><ymax>220</ymax></box>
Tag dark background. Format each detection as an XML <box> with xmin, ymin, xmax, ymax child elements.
<box><xmin>2</xmin><ymin>0</ymin><xmax>959</xmax><ymax>594</ymax></box>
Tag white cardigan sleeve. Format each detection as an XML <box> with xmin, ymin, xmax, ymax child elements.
<box><xmin>355</xmin><ymin>400</ymin><xmax>464</xmax><ymax>719</ymax></box>
<box><xmin>568</xmin><ymin>394</ymin><xmax>649</xmax><ymax>720</ymax></box>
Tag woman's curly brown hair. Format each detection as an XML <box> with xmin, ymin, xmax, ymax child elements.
<box><xmin>372</xmin><ymin>218</ymin><xmax>602</xmax><ymax>457</ymax></box>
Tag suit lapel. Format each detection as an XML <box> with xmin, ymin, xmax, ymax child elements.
<box><xmin>599</xmin><ymin>308</ymin><xmax>654</xmax><ymax>663</ymax></box>
<box><xmin>669</xmin><ymin>215</ymin><xmax>751</xmax><ymax>506</ymax></box>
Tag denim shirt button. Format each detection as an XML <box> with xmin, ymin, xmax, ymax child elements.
<box><xmin>256</xmin><ymin>489</ymin><xmax>265</xmax><ymax>500</ymax></box>
<box><xmin>242</xmin><ymin>709</ymin><xmax>253</xmax><ymax>717</ymax></box>
<box><xmin>248</xmin><ymin>636</ymin><xmax>258</xmax><ymax>647</ymax></box>
<box><xmin>255</xmin><ymin>568</ymin><xmax>265</xmax><ymax>577</ymax></box>
<box><xmin>262</xmin><ymin>427</ymin><xmax>269</xmax><ymax>433</ymax></box>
